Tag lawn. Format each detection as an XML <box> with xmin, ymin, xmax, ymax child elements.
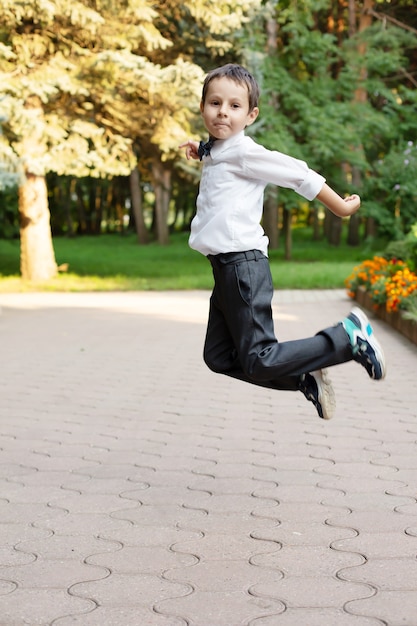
<box><xmin>0</xmin><ymin>229</ymin><xmax>383</xmax><ymax>292</ymax></box>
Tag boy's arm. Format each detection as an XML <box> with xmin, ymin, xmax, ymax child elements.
<box><xmin>316</xmin><ymin>183</ymin><xmax>361</xmax><ymax>217</ymax></box>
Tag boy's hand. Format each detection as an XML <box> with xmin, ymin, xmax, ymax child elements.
<box><xmin>343</xmin><ymin>194</ymin><xmax>361</xmax><ymax>215</ymax></box>
<box><xmin>179</xmin><ymin>140</ymin><xmax>200</xmax><ymax>161</ymax></box>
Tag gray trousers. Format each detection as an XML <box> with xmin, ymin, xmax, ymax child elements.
<box><xmin>204</xmin><ymin>250</ymin><xmax>353</xmax><ymax>391</ymax></box>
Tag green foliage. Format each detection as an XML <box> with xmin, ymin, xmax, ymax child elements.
<box><xmin>0</xmin><ymin>1</ymin><xmax>148</xmax><ymax>180</ymax></box>
<box><xmin>365</xmin><ymin>139</ymin><xmax>417</xmax><ymax>237</ymax></box>
<box><xmin>256</xmin><ymin>0</ymin><xmax>417</xmax><ymax>241</ymax></box>
<box><xmin>402</xmin><ymin>292</ymin><xmax>417</xmax><ymax>324</ymax></box>
<box><xmin>0</xmin><ymin>118</ymin><xmax>19</xmax><ymax>190</ymax></box>
<box><xmin>258</xmin><ymin>54</ymin><xmax>363</xmax><ymax>194</ymax></box>
<box><xmin>384</xmin><ymin>223</ymin><xmax>417</xmax><ymax>271</ymax></box>
<box><xmin>0</xmin><ymin>0</ymin><xmax>261</xmax><ymax>187</ymax></box>
<box><xmin>0</xmin><ymin>188</ymin><xmax>18</xmax><ymax>238</ymax></box>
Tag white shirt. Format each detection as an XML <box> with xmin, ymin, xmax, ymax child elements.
<box><xmin>189</xmin><ymin>131</ymin><xmax>325</xmax><ymax>257</ymax></box>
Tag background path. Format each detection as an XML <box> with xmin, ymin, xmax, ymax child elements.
<box><xmin>1</xmin><ymin>290</ymin><xmax>417</xmax><ymax>626</ymax></box>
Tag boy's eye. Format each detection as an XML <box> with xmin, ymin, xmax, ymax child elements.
<box><xmin>207</xmin><ymin>100</ymin><xmax>242</xmax><ymax>109</ymax></box>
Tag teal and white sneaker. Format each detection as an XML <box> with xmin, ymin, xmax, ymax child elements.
<box><xmin>299</xmin><ymin>369</ymin><xmax>336</xmax><ymax>420</ymax></box>
<box><xmin>342</xmin><ymin>307</ymin><xmax>386</xmax><ymax>380</ymax></box>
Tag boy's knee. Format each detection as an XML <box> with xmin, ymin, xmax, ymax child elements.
<box><xmin>203</xmin><ymin>349</ymin><xmax>240</xmax><ymax>375</ymax></box>
<box><xmin>203</xmin><ymin>351</ymin><xmax>221</xmax><ymax>373</ymax></box>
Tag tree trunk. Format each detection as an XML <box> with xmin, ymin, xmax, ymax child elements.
<box><xmin>365</xmin><ymin>216</ymin><xmax>377</xmax><ymax>238</ymax></box>
<box><xmin>129</xmin><ymin>167</ymin><xmax>149</xmax><ymax>244</ymax></box>
<box><xmin>152</xmin><ymin>159</ymin><xmax>171</xmax><ymax>245</ymax></box>
<box><xmin>347</xmin><ymin>0</ymin><xmax>374</xmax><ymax>246</ymax></box>
<box><xmin>263</xmin><ymin>189</ymin><xmax>279</xmax><ymax>249</ymax></box>
<box><xmin>18</xmin><ymin>95</ymin><xmax>58</xmax><ymax>281</ymax></box>
<box><xmin>264</xmin><ymin>14</ymin><xmax>280</xmax><ymax>249</ymax></box>
<box><xmin>75</xmin><ymin>181</ymin><xmax>88</xmax><ymax>234</ymax></box>
<box><xmin>312</xmin><ymin>206</ymin><xmax>320</xmax><ymax>241</ymax></box>
<box><xmin>325</xmin><ymin>210</ymin><xmax>342</xmax><ymax>246</ymax></box>
<box><xmin>283</xmin><ymin>208</ymin><xmax>292</xmax><ymax>261</ymax></box>
<box><xmin>347</xmin><ymin>166</ymin><xmax>362</xmax><ymax>245</ymax></box>
<box><xmin>19</xmin><ymin>173</ymin><xmax>58</xmax><ymax>281</ymax></box>
<box><xmin>347</xmin><ymin>212</ymin><xmax>360</xmax><ymax>245</ymax></box>
<box><xmin>65</xmin><ymin>179</ymin><xmax>76</xmax><ymax>236</ymax></box>
<box><xmin>354</xmin><ymin>0</ymin><xmax>373</xmax><ymax>103</ymax></box>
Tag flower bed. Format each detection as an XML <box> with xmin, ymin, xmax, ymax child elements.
<box><xmin>354</xmin><ymin>285</ymin><xmax>417</xmax><ymax>345</ymax></box>
<box><xmin>345</xmin><ymin>257</ymin><xmax>417</xmax><ymax>346</ymax></box>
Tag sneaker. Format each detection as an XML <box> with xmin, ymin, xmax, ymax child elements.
<box><xmin>299</xmin><ymin>368</ymin><xmax>336</xmax><ymax>420</ymax></box>
<box><xmin>342</xmin><ymin>306</ymin><xmax>386</xmax><ymax>380</ymax></box>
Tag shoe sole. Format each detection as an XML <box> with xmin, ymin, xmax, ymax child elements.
<box><xmin>350</xmin><ymin>307</ymin><xmax>387</xmax><ymax>380</ymax></box>
<box><xmin>313</xmin><ymin>368</ymin><xmax>336</xmax><ymax>420</ymax></box>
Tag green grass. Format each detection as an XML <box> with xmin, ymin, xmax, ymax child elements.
<box><xmin>0</xmin><ymin>229</ymin><xmax>383</xmax><ymax>292</ymax></box>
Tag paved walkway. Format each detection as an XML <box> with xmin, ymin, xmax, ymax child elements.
<box><xmin>1</xmin><ymin>290</ymin><xmax>417</xmax><ymax>626</ymax></box>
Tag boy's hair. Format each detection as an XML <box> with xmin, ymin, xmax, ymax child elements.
<box><xmin>201</xmin><ymin>63</ymin><xmax>260</xmax><ymax>112</ymax></box>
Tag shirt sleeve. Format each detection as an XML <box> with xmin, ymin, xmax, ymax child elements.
<box><xmin>241</xmin><ymin>139</ymin><xmax>325</xmax><ymax>201</ymax></box>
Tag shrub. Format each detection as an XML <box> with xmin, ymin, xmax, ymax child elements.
<box><xmin>384</xmin><ymin>223</ymin><xmax>417</xmax><ymax>271</ymax></box>
<box><xmin>345</xmin><ymin>256</ymin><xmax>417</xmax><ymax>314</ymax></box>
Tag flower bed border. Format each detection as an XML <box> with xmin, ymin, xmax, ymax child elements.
<box><xmin>355</xmin><ymin>286</ymin><xmax>417</xmax><ymax>346</ymax></box>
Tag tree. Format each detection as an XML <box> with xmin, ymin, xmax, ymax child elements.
<box><xmin>0</xmin><ymin>0</ymin><xmax>263</xmax><ymax>279</ymax></box>
<box><xmin>256</xmin><ymin>0</ymin><xmax>417</xmax><ymax>247</ymax></box>
<box><xmin>0</xmin><ymin>1</ymin><xmax>161</xmax><ymax>279</ymax></box>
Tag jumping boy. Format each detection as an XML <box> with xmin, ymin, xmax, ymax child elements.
<box><xmin>180</xmin><ymin>63</ymin><xmax>386</xmax><ymax>420</ymax></box>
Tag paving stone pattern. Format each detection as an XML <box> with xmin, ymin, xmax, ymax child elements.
<box><xmin>0</xmin><ymin>290</ymin><xmax>417</xmax><ymax>626</ymax></box>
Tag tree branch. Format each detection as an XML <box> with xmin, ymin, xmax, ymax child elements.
<box><xmin>366</xmin><ymin>7</ymin><xmax>417</xmax><ymax>36</ymax></box>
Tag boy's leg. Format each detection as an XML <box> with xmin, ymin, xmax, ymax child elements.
<box><xmin>204</xmin><ymin>283</ymin><xmax>300</xmax><ymax>391</ymax></box>
<box><xmin>208</xmin><ymin>251</ymin><xmax>352</xmax><ymax>382</ymax></box>
<box><xmin>204</xmin><ymin>251</ymin><xmax>385</xmax><ymax>419</ymax></box>
<box><xmin>204</xmin><ymin>289</ymin><xmax>335</xmax><ymax>418</ymax></box>
<box><xmin>204</xmin><ymin>252</ymin><xmax>339</xmax><ymax>419</ymax></box>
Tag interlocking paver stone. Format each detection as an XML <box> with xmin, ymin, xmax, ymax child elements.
<box><xmin>341</xmin><ymin>557</ymin><xmax>417</xmax><ymax>590</ymax></box>
<box><xmin>249</xmin><ymin>608</ymin><xmax>385</xmax><ymax>625</ymax></box>
<box><xmin>332</xmin><ymin>530</ymin><xmax>417</xmax><ymax>559</ymax></box>
<box><xmin>54</xmin><ymin>606</ymin><xmax>187</xmax><ymax>626</ymax></box>
<box><xmin>0</xmin><ymin>560</ymin><xmax>107</xmax><ymax>590</ymax></box>
<box><xmin>262</xmin><ymin>544</ymin><xmax>364</xmax><ymax>576</ymax></box>
<box><xmin>249</xmin><ymin>575</ymin><xmax>375</xmax><ymax>607</ymax></box>
<box><xmin>1</xmin><ymin>290</ymin><xmax>417</xmax><ymax>625</ymax></box>
<box><xmin>165</xmin><ymin>558</ymin><xmax>284</xmax><ymax>591</ymax></box>
<box><xmin>0</xmin><ymin>588</ymin><xmax>95</xmax><ymax>625</ymax></box>
<box><xmin>155</xmin><ymin>591</ymin><xmax>286</xmax><ymax>626</ymax></box>
<box><xmin>72</xmin><ymin>572</ymin><xmax>191</xmax><ymax>606</ymax></box>
<box><xmin>346</xmin><ymin>590</ymin><xmax>417</xmax><ymax>626</ymax></box>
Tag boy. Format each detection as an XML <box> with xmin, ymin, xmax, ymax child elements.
<box><xmin>180</xmin><ymin>63</ymin><xmax>385</xmax><ymax>420</ymax></box>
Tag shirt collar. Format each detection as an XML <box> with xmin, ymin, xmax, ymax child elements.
<box><xmin>210</xmin><ymin>131</ymin><xmax>245</xmax><ymax>160</ymax></box>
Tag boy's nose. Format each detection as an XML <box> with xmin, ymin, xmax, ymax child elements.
<box><xmin>218</xmin><ymin>104</ymin><xmax>228</xmax><ymax>116</ymax></box>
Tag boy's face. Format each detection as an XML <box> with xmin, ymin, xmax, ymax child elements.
<box><xmin>200</xmin><ymin>77</ymin><xmax>259</xmax><ymax>140</ymax></box>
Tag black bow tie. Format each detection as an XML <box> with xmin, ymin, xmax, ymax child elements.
<box><xmin>198</xmin><ymin>137</ymin><xmax>216</xmax><ymax>160</ymax></box>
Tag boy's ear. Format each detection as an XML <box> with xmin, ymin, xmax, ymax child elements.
<box><xmin>246</xmin><ymin>107</ymin><xmax>259</xmax><ymax>127</ymax></box>
<box><xmin>200</xmin><ymin>100</ymin><xmax>204</xmax><ymax>113</ymax></box>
